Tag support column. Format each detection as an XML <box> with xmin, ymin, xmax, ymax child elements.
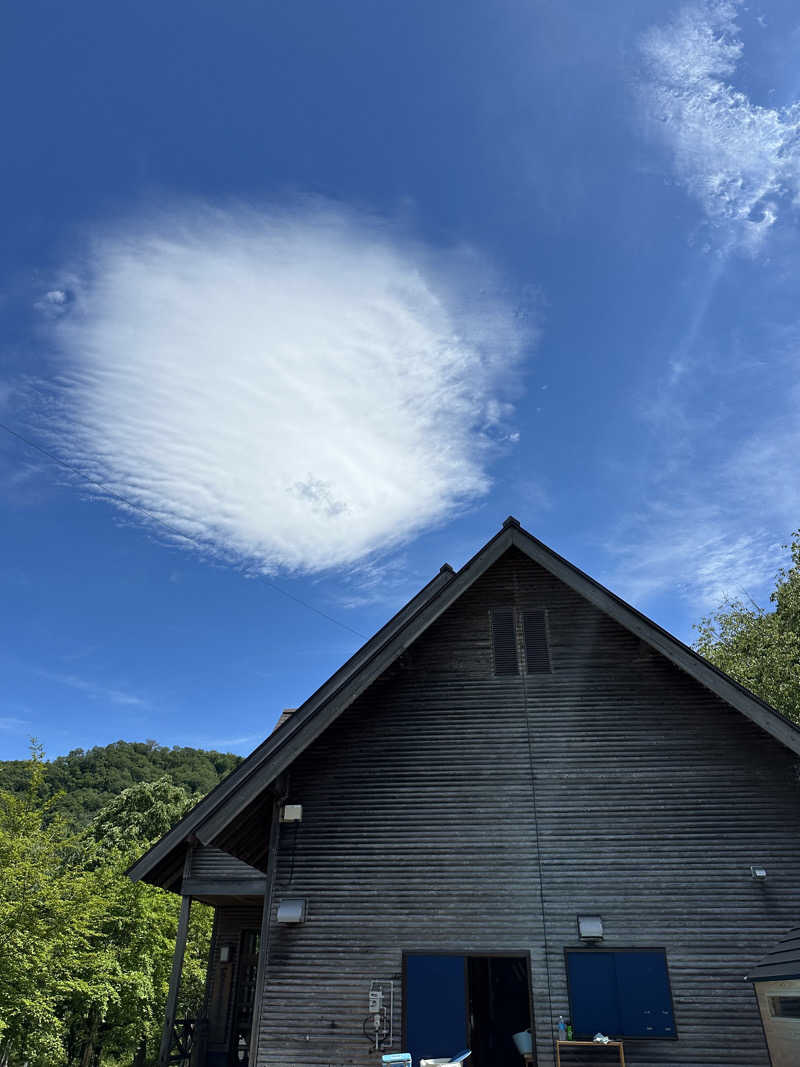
<box><xmin>159</xmin><ymin>847</ymin><xmax>194</xmax><ymax>1067</ymax></box>
<box><xmin>247</xmin><ymin>778</ymin><xmax>287</xmax><ymax>1065</ymax></box>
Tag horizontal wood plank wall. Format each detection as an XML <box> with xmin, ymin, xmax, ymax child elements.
<box><xmin>254</xmin><ymin>547</ymin><xmax>800</xmax><ymax>1067</ymax></box>
<box><xmin>190</xmin><ymin>847</ymin><xmax>265</xmax><ymax>880</ymax></box>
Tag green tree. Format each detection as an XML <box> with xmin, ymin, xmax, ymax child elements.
<box><xmin>0</xmin><ymin>746</ymin><xmax>106</xmax><ymax>1066</ymax></box>
<box><xmin>694</xmin><ymin>531</ymin><xmax>800</xmax><ymax>723</ymax></box>
<box><xmin>76</xmin><ymin>777</ymin><xmax>213</xmax><ymax>1067</ymax></box>
<box><xmin>0</xmin><ymin>760</ymin><xmax>212</xmax><ymax>1067</ymax></box>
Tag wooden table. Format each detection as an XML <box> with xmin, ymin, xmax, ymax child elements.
<box><xmin>552</xmin><ymin>1040</ymin><xmax>625</xmax><ymax>1066</ymax></box>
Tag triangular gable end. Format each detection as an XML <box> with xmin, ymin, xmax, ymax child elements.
<box><xmin>128</xmin><ymin>517</ymin><xmax>800</xmax><ymax>886</ymax></box>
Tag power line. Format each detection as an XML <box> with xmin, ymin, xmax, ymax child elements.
<box><xmin>0</xmin><ymin>419</ymin><xmax>368</xmax><ymax>639</ymax></box>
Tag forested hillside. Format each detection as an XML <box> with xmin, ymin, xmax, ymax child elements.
<box><xmin>0</xmin><ymin>740</ymin><xmax>242</xmax><ymax>826</ymax></box>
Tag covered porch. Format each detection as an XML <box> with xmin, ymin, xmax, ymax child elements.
<box><xmin>157</xmin><ymin>846</ymin><xmax>267</xmax><ymax>1067</ymax></box>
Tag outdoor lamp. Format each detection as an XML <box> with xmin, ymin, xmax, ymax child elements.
<box><xmin>750</xmin><ymin>865</ymin><xmax>767</xmax><ymax>881</ymax></box>
<box><xmin>277</xmin><ymin>898</ymin><xmax>307</xmax><ymax>924</ymax></box>
<box><xmin>577</xmin><ymin>914</ymin><xmax>604</xmax><ymax>941</ymax></box>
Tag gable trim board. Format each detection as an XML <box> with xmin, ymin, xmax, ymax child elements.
<box><xmin>128</xmin><ymin>517</ymin><xmax>800</xmax><ymax>888</ymax></box>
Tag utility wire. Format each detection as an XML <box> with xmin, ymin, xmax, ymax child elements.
<box><xmin>0</xmin><ymin>419</ymin><xmax>368</xmax><ymax>639</ymax></box>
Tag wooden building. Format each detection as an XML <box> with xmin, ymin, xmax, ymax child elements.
<box><xmin>129</xmin><ymin>518</ymin><xmax>800</xmax><ymax>1067</ymax></box>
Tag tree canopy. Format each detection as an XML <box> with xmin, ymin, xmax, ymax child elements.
<box><xmin>694</xmin><ymin>531</ymin><xmax>800</xmax><ymax>724</ymax></box>
<box><xmin>0</xmin><ymin>745</ymin><xmax>232</xmax><ymax>1067</ymax></box>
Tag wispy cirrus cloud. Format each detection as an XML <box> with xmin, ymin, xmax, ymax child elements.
<box><xmin>38</xmin><ymin>669</ymin><xmax>149</xmax><ymax>708</ymax></box>
<box><xmin>607</xmin><ymin>374</ymin><xmax>800</xmax><ymax>614</ymax></box>
<box><xmin>619</xmin><ymin>1</ymin><xmax>800</xmax><ymax>619</ymax></box>
<box><xmin>202</xmin><ymin>732</ymin><xmax>263</xmax><ymax>752</ymax></box>
<box><xmin>608</xmin><ymin>499</ymin><xmax>785</xmax><ymax>612</ymax></box>
<box><xmin>36</xmin><ymin>201</ymin><xmax>534</xmax><ymax>574</ymax></box>
<box><xmin>0</xmin><ymin>716</ymin><xmax>32</xmax><ymax>734</ymax></box>
<box><xmin>639</xmin><ymin>0</ymin><xmax>800</xmax><ymax>251</ymax></box>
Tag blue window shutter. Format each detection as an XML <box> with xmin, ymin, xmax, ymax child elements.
<box><xmin>405</xmin><ymin>955</ymin><xmax>467</xmax><ymax>1065</ymax></box>
<box><xmin>567</xmin><ymin>951</ymin><xmax>620</xmax><ymax>1037</ymax></box>
<box><xmin>614</xmin><ymin>952</ymin><xmax>676</xmax><ymax>1037</ymax></box>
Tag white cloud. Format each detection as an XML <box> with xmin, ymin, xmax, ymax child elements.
<box><xmin>0</xmin><ymin>716</ymin><xmax>32</xmax><ymax>733</ymax></box>
<box><xmin>34</xmin><ymin>289</ymin><xmax>70</xmax><ymax>317</ymax></box>
<box><xmin>39</xmin><ymin>669</ymin><xmax>148</xmax><ymax>708</ymax></box>
<box><xmin>640</xmin><ymin>0</ymin><xmax>800</xmax><ymax>250</ymax></box>
<box><xmin>608</xmin><ymin>501</ymin><xmax>782</xmax><ymax>610</ymax></box>
<box><xmin>202</xmin><ymin>732</ymin><xmax>263</xmax><ymax>751</ymax></box>
<box><xmin>606</xmin><ymin>385</ymin><xmax>800</xmax><ymax>614</ymax></box>
<box><xmin>41</xmin><ymin>201</ymin><xmax>532</xmax><ymax>573</ymax></box>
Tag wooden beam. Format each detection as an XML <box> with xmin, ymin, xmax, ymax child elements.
<box><xmin>248</xmin><ymin>782</ymin><xmax>285</xmax><ymax>1063</ymax></box>
<box><xmin>181</xmin><ymin>877</ymin><xmax>267</xmax><ymax>897</ymax></box>
<box><xmin>158</xmin><ymin>848</ymin><xmax>193</xmax><ymax>1067</ymax></box>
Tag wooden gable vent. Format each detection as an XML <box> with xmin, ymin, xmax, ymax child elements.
<box><xmin>491</xmin><ymin>609</ymin><xmax>519</xmax><ymax>676</ymax></box>
<box><xmin>522</xmin><ymin>610</ymin><xmax>550</xmax><ymax>673</ymax></box>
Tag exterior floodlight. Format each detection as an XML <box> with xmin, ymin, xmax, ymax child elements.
<box><xmin>277</xmin><ymin>898</ymin><xmax>307</xmax><ymax>924</ymax></box>
<box><xmin>577</xmin><ymin>914</ymin><xmax>604</xmax><ymax>941</ymax></box>
<box><xmin>281</xmin><ymin>803</ymin><xmax>303</xmax><ymax>823</ymax></box>
<box><xmin>751</xmin><ymin>866</ymin><xmax>767</xmax><ymax>881</ymax></box>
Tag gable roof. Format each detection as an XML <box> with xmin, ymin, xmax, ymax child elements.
<box><xmin>129</xmin><ymin>517</ymin><xmax>800</xmax><ymax>886</ymax></box>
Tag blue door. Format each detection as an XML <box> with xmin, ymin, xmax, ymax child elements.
<box><xmin>405</xmin><ymin>955</ymin><xmax>467</xmax><ymax>1066</ymax></box>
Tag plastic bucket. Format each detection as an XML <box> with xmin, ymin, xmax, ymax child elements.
<box><xmin>512</xmin><ymin>1030</ymin><xmax>533</xmax><ymax>1055</ymax></box>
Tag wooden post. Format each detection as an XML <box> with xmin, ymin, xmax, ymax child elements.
<box><xmin>159</xmin><ymin>847</ymin><xmax>193</xmax><ymax>1067</ymax></box>
<box><xmin>247</xmin><ymin>779</ymin><xmax>286</xmax><ymax>1063</ymax></box>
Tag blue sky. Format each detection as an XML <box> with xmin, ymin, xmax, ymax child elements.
<box><xmin>2</xmin><ymin>0</ymin><xmax>800</xmax><ymax>761</ymax></box>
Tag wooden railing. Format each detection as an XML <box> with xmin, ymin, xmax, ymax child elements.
<box><xmin>166</xmin><ymin>1018</ymin><xmax>208</xmax><ymax>1066</ymax></box>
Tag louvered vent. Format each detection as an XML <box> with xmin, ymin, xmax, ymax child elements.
<box><xmin>522</xmin><ymin>610</ymin><xmax>550</xmax><ymax>673</ymax></box>
<box><xmin>491</xmin><ymin>609</ymin><xmax>519</xmax><ymax>675</ymax></box>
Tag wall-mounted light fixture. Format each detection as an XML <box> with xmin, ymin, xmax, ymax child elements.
<box><xmin>577</xmin><ymin>915</ymin><xmax>604</xmax><ymax>941</ymax></box>
<box><xmin>751</xmin><ymin>865</ymin><xmax>768</xmax><ymax>881</ymax></box>
<box><xmin>277</xmin><ymin>898</ymin><xmax>307</xmax><ymax>924</ymax></box>
<box><xmin>219</xmin><ymin>945</ymin><xmax>231</xmax><ymax>963</ymax></box>
<box><xmin>281</xmin><ymin>803</ymin><xmax>303</xmax><ymax>823</ymax></box>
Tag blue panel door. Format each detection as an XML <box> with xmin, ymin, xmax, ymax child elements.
<box><xmin>567</xmin><ymin>951</ymin><xmax>620</xmax><ymax>1038</ymax></box>
<box><xmin>615</xmin><ymin>952</ymin><xmax>676</xmax><ymax>1037</ymax></box>
<box><xmin>406</xmin><ymin>955</ymin><xmax>467</xmax><ymax>1067</ymax></box>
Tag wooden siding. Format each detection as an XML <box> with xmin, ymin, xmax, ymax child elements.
<box><xmin>253</xmin><ymin>546</ymin><xmax>800</xmax><ymax>1067</ymax></box>
<box><xmin>182</xmin><ymin>847</ymin><xmax>267</xmax><ymax>902</ymax></box>
<box><xmin>190</xmin><ymin>847</ymin><xmax>265</xmax><ymax>881</ymax></box>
